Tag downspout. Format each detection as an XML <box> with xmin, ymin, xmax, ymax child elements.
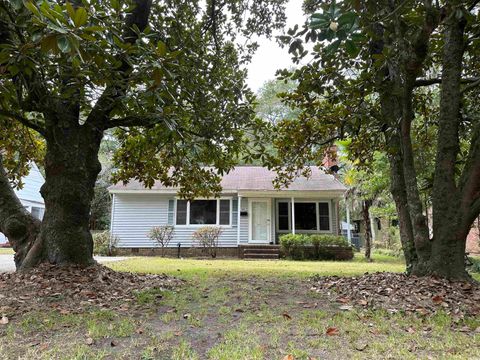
<box><xmin>291</xmin><ymin>197</ymin><xmax>295</xmax><ymax>234</ymax></box>
<box><xmin>109</xmin><ymin>193</ymin><xmax>116</xmax><ymax>251</ymax></box>
<box><xmin>346</xmin><ymin>200</ymin><xmax>352</xmax><ymax>245</ymax></box>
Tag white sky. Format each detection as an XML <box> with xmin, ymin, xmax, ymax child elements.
<box><xmin>246</xmin><ymin>1</ymin><xmax>306</xmax><ymax>92</ymax></box>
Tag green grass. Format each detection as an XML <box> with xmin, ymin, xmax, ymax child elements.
<box><xmin>109</xmin><ymin>252</ymin><xmax>406</xmax><ymax>280</ymax></box>
<box><xmin>2</xmin><ymin>253</ymin><xmax>479</xmax><ymax>359</ymax></box>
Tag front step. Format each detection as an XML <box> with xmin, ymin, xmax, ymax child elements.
<box><xmin>239</xmin><ymin>245</ymin><xmax>280</xmax><ymax>259</ymax></box>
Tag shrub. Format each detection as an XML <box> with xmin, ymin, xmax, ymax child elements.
<box><xmin>280</xmin><ymin>233</ymin><xmax>352</xmax><ymax>260</ymax></box>
<box><xmin>93</xmin><ymin>231</ymin><xmax>118</xmax><ymax>256</ymax></box>
<box><xmin>147</xmin><ymin>225</ymin><xmax>174</xmax><ymax>257</ymax></box>
<box><xmin>279</xmin><ymin>234</ymin><xmax>309</xmax><ymax>260</ymax></box>
<box><xmin>192</xmin><ymin>226</ymin><xmax>223</xmax><ymax>258</ymax></box>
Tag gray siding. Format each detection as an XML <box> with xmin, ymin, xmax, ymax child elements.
<box><xmin>111</xmin><ymin>194</ymin><xmax>244</xmax><ymax>248</ymax></box>
<box><xmin>111</xmin><ymin>194</ymin><xmax>342</xmax><ymax>248</ymax></box>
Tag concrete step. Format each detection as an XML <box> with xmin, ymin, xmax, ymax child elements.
<box><xmin>243</xmin><ymin>253</ymin><xmax>279</xmax><ymax>259</ymax></box>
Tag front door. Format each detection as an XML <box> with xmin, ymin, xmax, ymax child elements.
<box><xmin>249</xmin><ymin>199</ymin><xmax>271</xmax><ymax>243</ymax></box>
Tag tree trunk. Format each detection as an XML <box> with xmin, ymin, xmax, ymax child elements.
<box><xmin>362</xmin><ymin>200</ymin><xmax>372</xmax><ymax>261</ymax></box>
<box><xmin>416</xmin><ymin>5</ymin><xmax>469</xmax><ymax>280</ymax></box>
<box><xmin>35</xmin><ymin>116</ymin><xmax>103</xmax><ymax>267</ymax></box>
<box><xmin>0</xmin><ymin>156</ymin><xmax>41</xmax><ymax>268</ymax></box>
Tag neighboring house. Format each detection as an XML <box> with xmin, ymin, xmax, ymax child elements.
<box><xmin>0</xmin><ymin>163</ymin><xmax>45</xmax><ymax>244</ymax></box>
<box><xmin>109</xmin><ymin>166</ymin><xmax>347</xmax><ymax>256</ymax></box>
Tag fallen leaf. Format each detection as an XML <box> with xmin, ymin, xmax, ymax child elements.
<box><xmin>0</xmin><ymin>316</ymin><xmax>8</xmax><ymax>325</ymax></box>
<box><xmin>234</xmin><ymin>308</ymin><xmax>244</xmax><ymax>313</ymax></box>
<box><xmin>339</xmin><ymin>305</ymin><xmax>354</xmax><ymax>311</ymax></box>
<box><xmin>110</xmin><ymin>340</ymin><xmax>117</xmax><ymax>347</ymax></box>
<box><xmin>135</xmin><ymin>327</ymin><xmax>144</xmax><ymax>334</ymax></box>
<box><xmin>282</xmin><ymin>312</ymin><xmax>292</xmax><ymax>320</ymax></box>
<box><xmin>183</xmin><ymin>313</ymin><xmax>191</xmax><ymax>319</ymax></box>
<box><xmin>432</xmin><ymin>295</ymin><xmax>444</xmax><ymax>304</ymax></box>
<box><xmin>336</xmin><ymin>297</ymin><xmax>350</xmax><ymax>304</ymax></box>
<box><xmin>406</xmin><ymin>327</ymin><xmax>416</xmax><ymax>334</ymax></box>
<box><xmin>326</xmin><ymin>327</ymin><xmax>339</xmax><ymax>336</ymax></box>
<box><xmin>85</xmin><ymin>337</ymin><xmax>94</xmax><ymax>346</ymax></box>
<box><xmin>283</xmin><ymin>355</ymin><xmax>294</xmax><ymax>360</ymax></box>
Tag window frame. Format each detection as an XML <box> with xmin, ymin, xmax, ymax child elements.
<box><xmin>174</xmin><ymin>198</ymin><xmax>232</xmax><ymax>227</ymax></box>
<box><xmin>276</xmin><ymin>200</ymin><xmax>332</xmax><ymax>233</ymax></box>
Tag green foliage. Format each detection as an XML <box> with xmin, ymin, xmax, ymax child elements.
<box><xmin>192</xmin><ymin>226</ymin><xmax>223</xmax><ymax>258</ymax></box>
<box><xmin>0</xmin><ymin>0</ymin><xmax>288</xmax><ymax>198</ymax></box>
<box><xmin>280</xmin><ymin>233</ymin><xmax>351</xmax><ymax>260</ymax></box>
<box><xmin>92</xmin><ymin>231</ymin><xmax>118</xmax><ymax>256</ymax></box>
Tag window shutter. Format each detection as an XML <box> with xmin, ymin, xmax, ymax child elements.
<box><xmin>232</xmin><ymin>199</ymin><xmax>238</xmax><ymax>226</ymax></box>
<box><xmin>167</xmin><ymin>199</ymin><xmax>175</xmax><ymax>225</ymax></box>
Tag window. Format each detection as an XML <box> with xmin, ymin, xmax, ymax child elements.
<box><xmin>318</xmin><ymin>202</ymin><xmax>330</xmax><ymax>231</ymax></box>
<box><xmin>294</xmin><ymin>202</ymin><xmax>317</xmax><ymax>230</ymax></box>
<box><xmin>219</xmin><ymin>200</ymin><xmax>230</xmax><ymax>225</ymax></box>
<box><xmin>278</xmin><ymin>202</ymin><xmax>289</xmax><ymax>230</ymax></box>
<box><xmin>175</xmin><ymin>199</ymin><xmax>231</xmax><ymax>226</ymax></box>
<box><xmin>277</xmin><ymin>201</ymin><xmax>330</xmax><ymax>232</ymax></box>
<box><xmin>176</xmin><ymin>200</ymin><xmax>187</xmax><ymax>225</ymax></box>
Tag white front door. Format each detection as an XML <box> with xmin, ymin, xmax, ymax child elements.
<box><xmin>249</xmin><ymin>199</ymin><xmax>271</xmax><ymax>243</ymax></box>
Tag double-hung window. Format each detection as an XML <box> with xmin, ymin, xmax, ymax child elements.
<box><xmin>175</xmin><ymin>199</ymin><xmax>231</xmax><ymax>226</ymax></box>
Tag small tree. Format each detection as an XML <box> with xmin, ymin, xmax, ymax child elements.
<box><xmin>192</xmin><ymin>226</ymin><xmax>223</xmax><ymax>258</ymax></box>
<box><xmin>147</xmin><ymin>226</ymin><xmax>174</xmax><ymax>257</ymax></box>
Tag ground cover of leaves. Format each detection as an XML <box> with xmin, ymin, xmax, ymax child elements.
<box><xmin>0</xmin><ymin>258</ymin><xmax>479</xmax><ymax>359</ymax></box>
<box><xmin>310</xmin><ymin>272</ymin><xmax>480</xmax><ymax>319</ymax></box>
<box><xmin>0</xmin><ymin>263</ymin><xmax>182</xmax><ymax>319</ymax></box>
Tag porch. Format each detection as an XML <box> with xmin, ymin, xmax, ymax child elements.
<box><xmin>237</xmin><ymin>193</ymin><xmax>339</xmax><ymax>246</ymax></box>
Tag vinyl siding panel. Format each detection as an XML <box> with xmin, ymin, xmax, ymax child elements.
<box><xmin>112</xmin><ymin>194</ymin><xmax>245</xmax><ymax>248</ymax></box>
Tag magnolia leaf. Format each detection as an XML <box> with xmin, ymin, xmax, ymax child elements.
<box><xmin>73</xmin><ymin>7</ymin><xmax>88</xmax><ymax>27</ymax></box>
<box><xmin>157</xmin><ymin>41</ymin><xmax>167</xmax><ymax>57</ymax></box>
<box><xmin>66</xmin><ymin>2</ymin><xmax>75</xmax><ymax>20</ymax></box>
<box><xmin>57</xmin><ymin>36</ymin><xmax>71</xmax><ymax>53</ymax></box>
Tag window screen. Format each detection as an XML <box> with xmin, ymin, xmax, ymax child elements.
<box><xmin>318</xmin><ymin>202</ymin><xmax>330</xmax><ymax>230</ymax></box>
<box><xmin>219</xmin><ymin>200</ymin><xmax>230</xmax><ymax>225</ymax></box>
<box><xmin>176</xmin><ymin>200</ymin><xmax>187</xmax><ymax>225</ymax></box>
<box><xmin>278</xmin><ymin>202</ymin><xmax>289</xmax><ymax>230</ymax></box>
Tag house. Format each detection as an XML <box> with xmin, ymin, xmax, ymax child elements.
<box><xmin>0</xmin><ymin>163</ymin><xmax>45</xmax><ymax>244</ymax></box>
<box><xmin>108</xmin><ymin>166</ymin><xmax>347</xmax><ymax>257</ymax></box>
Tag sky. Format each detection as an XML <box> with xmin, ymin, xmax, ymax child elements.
<box><xmin>246</xmin><ymin>1</ymin><xmax>306</xmax><ymax>92</ymax></box>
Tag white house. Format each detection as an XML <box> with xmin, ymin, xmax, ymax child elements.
<box><xmin>109</xmin><ymin>166</ymin><xmax>347</xmax><ymax>257</ymax></box>
<box><xmin>0</xmin><ymin>163</ymin><xmax>45</xmax><ymax>244</ymax></box>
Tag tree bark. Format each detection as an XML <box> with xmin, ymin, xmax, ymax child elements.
<box><xmin>422</xmin><ymin>3</ymin><xmax>469</xmax><ymax>280</ymax></box>
<box><xmin>362</xmin><ymin>200</ymin><xmax>372</xmax><ymax>261</ymax></box>
<box><xmin>35</xmin><ymin>112</ymin><xmax>103</xmax><ymax>267</ymax></box>
<box><xmin>0</xmin><ymin>155</ymin><xmax>41</xmax><ymax>269</ymax></box>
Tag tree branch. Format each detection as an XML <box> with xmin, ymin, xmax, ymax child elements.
<box><xmin>86</xmin><ymin>0</ymin><xmax>153</xmax><ymax>127</ymax></box>
<box><xmin>107</xmin><ymin>114</ymin><xmax>165</xmax><ymax>129</ymax></box>
<box><xmin>414</xmin><ymin>76</ymin><xmax>480</xmax><ymax>87</ymax></box>
<box><xmin>0</xmin><ymin>109</ymin><xmax>45</xmax><ymax>136</ymax></box>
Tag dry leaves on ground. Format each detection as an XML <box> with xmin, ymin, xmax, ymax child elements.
<box><xmin>0</xmin><ymin>263</ymin><xmax>182</xmax><ymax>318</ymax></box>
<box><xmin>310</xmin><ymin>272</ymin><xmax>480</xmax><ymax>318</ymax></box>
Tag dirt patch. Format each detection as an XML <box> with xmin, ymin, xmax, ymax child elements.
<box><xmin>310</xmin><ymin>272</ymin><xmax>480</xmax><ymax>318</ymax></box>
<box><xmin>0</xmin><ymin>263</ymin><xmax>182</xmax><ymax>319</ymax></box>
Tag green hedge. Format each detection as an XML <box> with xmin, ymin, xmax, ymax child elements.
<box><xmin>279</xmin><ymin>234</ymin><xmax>352</xmax><ymax>260</ymax></box>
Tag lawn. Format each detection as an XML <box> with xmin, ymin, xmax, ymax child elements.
<box><xmin>1</xmin><ymin>254</ymin><xmax>479</xmax><ymax>359</ymax></box>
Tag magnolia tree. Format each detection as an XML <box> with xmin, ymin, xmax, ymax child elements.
<box><xmin>265</xmin><ymin>0</ymin><xmax>480</xmax><ymax>279</ymax></box>
<box><xmin>0</xmin><ymin>0</ymin><xmax>287</xmax><ymax>270</ymax></box>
